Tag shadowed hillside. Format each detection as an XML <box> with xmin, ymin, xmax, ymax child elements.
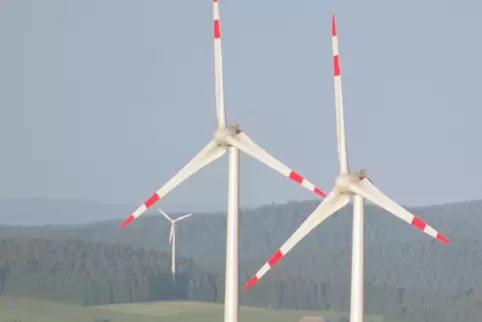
<box><xmin>0</xmin><ymin>238</ymin><xmax>219</xmax><ymax>305</ymax></box>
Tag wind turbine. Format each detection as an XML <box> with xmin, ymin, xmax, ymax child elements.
<box><xmin>157</xmin><ymin>208</ymin><xmax>193</xmax><ymax>281</ymax></box>
<box><xmin>242</xmin><ymin>15</ymin><xmax>450</xmax><ymax>322</ymax></box>
<box><xmin>119</xmin><ymin>1</ymin><xmax>327</xmax><ymax>321</ymax></box>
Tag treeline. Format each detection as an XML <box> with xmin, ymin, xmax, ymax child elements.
<box><xmin>0</xmin><ymin>238</ymin><xmax>219</xmax><ymax>305</ymax></box>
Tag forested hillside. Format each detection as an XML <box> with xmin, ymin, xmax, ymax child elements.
<box><xmin>3</xmin><ymin>199</ymin><xmax>481</xmax><ymax>268</ymax></box>
<box><xmin>1</xmin><ymin>199</ymin><xmax>482</xmax><ymax>321</ymax></box>
<box><xmin>0</xmin><ymin>238</ymin><xmax>219</xmax><ymax>305</ymax></box>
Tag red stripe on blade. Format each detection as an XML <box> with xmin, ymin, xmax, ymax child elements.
<box><xmin>411</xmin><ymin>216</ymin><xmax>426</xmax><ymax>231</ymax></box>
<box><xmin>288</xmin><ymin>171</ymin><xmax>303</xmax><ymax>184</ymax></box>
<box><xmin>120</xmin><ymin>215</ymin><xmax>135</xmax><ymax>228</ymax></box>
<box><xmin>334</xmin><ymin>55</ymin><xmax>340</xmax><ymax>76</ymax></box>
<box><xmin>436</xmin><ymin>233</ymin><xmax>450</xmax><ymax>245</ymax></box>
<box><xmin>214</xmin><ymin>20</ymin><xmax>221</xmax><ymax>39</ymax></box>
<box><xmin>314</xmin><ymin>187</ymin><xmax>327</xmax><ymax>198</ymax></box>
<box><xmin>268</xmin><ymin>250</ymin><xmax>283</xmax><ymax>267</ymax></box>
<box><xmin>332</xmin><ymin>15</ymin><xmax>337</xmax><ymax>36</ymax></box>
<box><xmin>145</xmin><ymin>194</ymin><xmax>160</xmax><ymax>208</ymax></box>
<box><xmin>242</xmin><ymin>276</ymin><xmax>258</xmax><ymax>291</ymax></box>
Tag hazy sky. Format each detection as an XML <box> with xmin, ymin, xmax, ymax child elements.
<box><xmin>1</xmin><ymin>0</ymin><xmax>481</xmax><ymax>213</ymax></box>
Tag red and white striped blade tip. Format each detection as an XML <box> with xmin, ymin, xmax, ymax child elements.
<box><xmin>243</xmin><ymin>276</ymin><xmax>258</xmax><ymax>291</ymax></box>
<box><xmin>433</xmin><ymin>230</ymin><xmax>449</xmax><ymax>245</ymax></box>
<box><xmin>120</xmin><ymin>193</ymin><xmax>161</xmax><ymax>228</ymax></box>
<box><xmin>332</xmin><ymin>14</ymin><xmax>337</xmax><ymax>36</ymax></box>
<box><xmin>438</xmin><ymin>234</ymin><xmax>449</xmax><ymax>245</ymax></box>
<box><xmin>120</xmin><ymin>215</ymin><xmax>135</xmax><ymax>228</ymax></box>
<box><xmin>243</xmin><ymin>249</ymin><xmax>284</xmax><ymax>291</ymax></box>
<box><xmin>409</xmin><ymin>215</ymin><xmax>449</xmax><ymax>245</ymax></box>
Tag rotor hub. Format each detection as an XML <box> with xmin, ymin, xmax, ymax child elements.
<box><xmin>335</xmin><ymin>170</ymin><xmax>366</xmax><ymax>193</ymax></box>
<box><xmin>213</xmin><ymin>124</ymin><xmax>242</xmax><ymax>145</ymax></box>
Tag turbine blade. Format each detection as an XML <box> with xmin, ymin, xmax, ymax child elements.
<box><xmin>348</xmin><ymin>178</ymin><xmax>449</xmax><ymax>245</ymax></box>
<box><xmin>242</xmin><ymin>190</ymin><xmax>349</xmax><ymax>290</ymax></box>
<box><xmin>332</xmin><ymin>14</ymin><xmax>349</xmax><ymax>174</ymax></box>
<box><xmin>157</xmin><ymin>208</ymin><xmax>173</xmax><ymax>222</ymax></box>
<box><xmin>225</xmin><ymin>132</ymin><xmax>327</xmax><ymax>198</ymax></box>
<box><xmin>174</xmin><ymin>213</ymin><xmax>194</xmax><ymax>222</ymax></box>
<box><xmin>213</xmin><ymin>0</ymin><xmax>226</xmax><ymax>127</ymax></box>
<box><xmin>169</xmin><ymin>225</ymin><xmax>174</xmax><ymax>244</ymax></box>
<box><xmin>120</xmin><ymin>141</ymin><xmax>225</xmax><ymax>228</ymax></box>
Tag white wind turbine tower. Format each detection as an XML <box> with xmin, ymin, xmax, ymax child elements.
<box><xmin>119</xmin><ymin>1</ymin><xmax>327</xmax><ymax>321</ymax></box>
<box><xmin>242</xmin><ymin>15</ymin><xmax>450</xmax><ymax>322</ymax></box>
<box><xmin>157</xmin><ymin>208</ymin><xmax>193</xmax><ymax>281</ymax></box>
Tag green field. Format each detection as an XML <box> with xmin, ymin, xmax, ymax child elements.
<box><xmin>0</xmin><ymin>296</ymin><xmax>384</xmax><ymax>322</ymax></box>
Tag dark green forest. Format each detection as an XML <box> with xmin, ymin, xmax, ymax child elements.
<box><xmin>0</xmin><ymin>238</ymin><xmax>220</xmax><ymax>305</ymax></box>
<box><xmin>1</xmin><ymin>198</ymin><xmax>482</xmax><ymax>321</ymax></box>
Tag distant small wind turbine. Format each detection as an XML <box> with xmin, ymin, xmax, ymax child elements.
<box><xmin>157</xmin><ymin>208</ymin><xmax>193</xmax><ymax>280</ymax></box>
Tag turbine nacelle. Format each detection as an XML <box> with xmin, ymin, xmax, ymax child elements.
<box><xmin>335</xmin><ymin>171</ymin><xmax>365</xmax><ymax>193</ymax></box>
<box><xmin>357</xmin><ymin>169</ymin><xmax>374</xmax><ymax>184</ymax></box>
<box><xmin>214</xmin><ymin>124</ymin><xmax>242</xmax><ymax>146</ymax></box>
<box><xmin>358</xmin><ymin>169</ymin><xmax>367</xmax><ymax>179</ymax></box>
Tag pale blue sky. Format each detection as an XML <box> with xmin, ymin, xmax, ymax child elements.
<box><xmin>0</xmin><ymin>0</ymin><xmax>480</xmax><ymax>214</ymax></box>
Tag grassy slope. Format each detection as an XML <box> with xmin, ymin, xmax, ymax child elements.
<box><xmin>97</xmin><ymin>301</ymin><xmax>384</xmax><ymax>322</ymax></box>
<box><xmin>0</xmin><ymin>296</ymin><xmax>162</xmax><ymax>322</ymax></box>
<box><xmin>0</xmin><ymin>296</ymin><xmax>384</xmax><ymax>322</ymax></box>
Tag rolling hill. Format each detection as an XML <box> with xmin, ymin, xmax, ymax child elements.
<box><xmin>1</xmin><ymin>198</ymin><xmax>482</xmax><ymax>321</ymax></box>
